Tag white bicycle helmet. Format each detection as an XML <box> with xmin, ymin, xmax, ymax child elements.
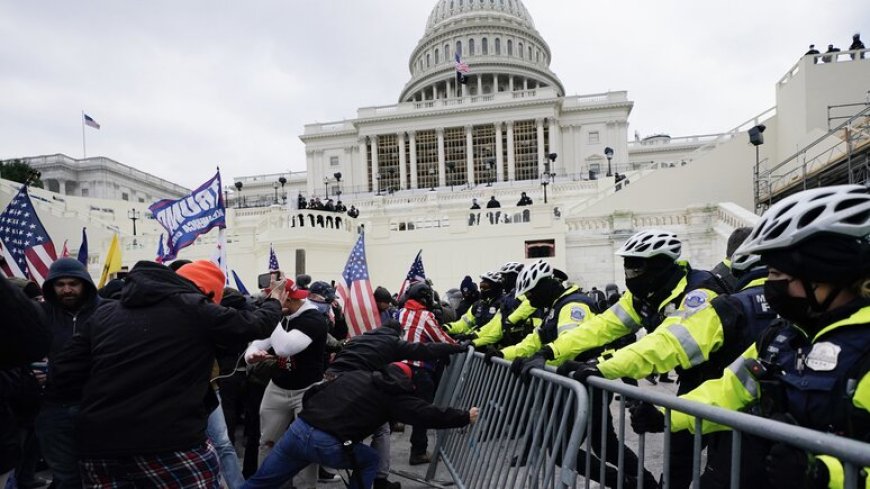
<box><xmin>515</xmin><ymin>260</ymin><xmax>553</xmax><ymax>297</ymax></box>
<box><xmin>735</xmin><ymin>184</ymin><xmax>870</xmax><ymax>256</ymax></box>
<box><xmin>616</xmin><ymin>229</ymin><xmax>682</xmax><ymax>260</ymax></box>
<box><xmin>730</xmin><ymin>253</ymin><xmax>761</xmax><ymax>272</ymax></box>
<box><xmin>479</xmin><ymin>271</ymin><xmax>503</xmax><ymax>284</ymax></box>
<box><xmin>499</xmin><ymin>261</ymin><xmax>524</xmax><ymax>275</ymax></box>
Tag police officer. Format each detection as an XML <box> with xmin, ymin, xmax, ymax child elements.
<box><xmin>472</xmin><ymin>262</ymin><xmax>543</xmax><ymax>350</ymax></box>
<box><xmin>567</xmin><ymin>251</ymin><xmax>774</xmax><ymax>488</ymax></box>
<box><xmin>445</xmin><ymin>271</ymin><xmax>504</xmax><ymax>338</ymax></box>
<box><xmin>542</xmin><ymin>229</ymin><xmax>728</xmax><ymax>489</ymax></box>
<box><xmin>633</xmin><ymin>185</ymin><xmax>870</xmax><ymax>489</ymax></box>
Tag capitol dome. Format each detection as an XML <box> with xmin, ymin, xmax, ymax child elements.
<box><xmin>399</xmin><ymin>0</ymin><xmax>564</xmax><ymax>103</ymax></box>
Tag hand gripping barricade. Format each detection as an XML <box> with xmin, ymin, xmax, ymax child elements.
<box><xmin>579</xmin><ymin>377</ymin><xmax>870</xmax><ymax>489</ymax></box>
<box><xmin>414</xmin><ymin>348</ymin><xmax>589</xmax><ymax>489</ymax></box>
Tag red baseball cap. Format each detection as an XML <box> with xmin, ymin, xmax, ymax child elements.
<box><xmin>284</xmin><ymin>278</ymin><xmax>309</xmax><ymax>300</ymax></box>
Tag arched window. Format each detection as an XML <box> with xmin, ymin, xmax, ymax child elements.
<box><xmin>495</xmin><ymin>38</ymin><xmax>501</xmax><ymax>55</ymax></box>
<box><xmin>456</xmin><ymin>40</ymin><xmax>463</xmax><ymax>57</ymax></box>
<box><xmin>528</xmin><ymin>46</ymin><xmax>532</xmax><ymax>59</ymax></box>
<box><xmin>482</xmin><ymin>38</ymin><xmax>488</xmax><ymax>54</ymax></box>
<box><xmin>536</xmin><ymin>50</ymin><xmax>541</xmax><ymax>63</ymax></box>
<box><xmin>507</xmin><ymin>40</ymin><xmax>513</xmax><ymax>56</ymax></box>
<box><xmin>435</xmin><ymin>48</ymin><xmax>440</xmax><ymax>64</ymax></box>
<box><xmin>469</xmin><ymin>38</ymin><xmax>475</xmax><ymax>55</ymax></box>
<box><xmin>518</xmin><ymin>42</ymin><xmax>523</xmax><ymax>58</ymax></box>
<box><xmin>445</xmin><ymin>44</ymin><xmax>450</xmax><ymax>58</ymax></box>
<box><xmin>426</xmin><ymin>53</ymin><xmax>431</xmax><ymax>67</ymax></box>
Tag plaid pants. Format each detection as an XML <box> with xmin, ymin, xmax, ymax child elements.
<box><xmin>80</xmin><ymin>442</ymin><xmax>220</xmax><ymax>488</ymax></box>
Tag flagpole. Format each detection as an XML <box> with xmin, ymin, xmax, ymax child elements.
<box><xmin>81</xmin><ymin>110</ymin><xmax>87</xmax><ymax>158</ymax></box>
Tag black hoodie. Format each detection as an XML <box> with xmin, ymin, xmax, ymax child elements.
<box><xmin>39</xmin><ymin>257</ymin><xmax>101</xmax><ymax>359</ymax></box>
<box><xmin>300</xmin><ymin>365</ymin><xmax>470</xmax><ymax>442</ymax></box>
<box><xmin>48</xmin><ymin>261</ymin><xmax>283</xmax><ymax>457</ymax></box>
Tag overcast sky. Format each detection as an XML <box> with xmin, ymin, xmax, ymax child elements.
<box><xmin>1</xmin><ymin>1</ymin><xmax>867</xmax><ymax>189</ymax></box>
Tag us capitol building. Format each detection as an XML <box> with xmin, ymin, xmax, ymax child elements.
<box><xmin>3</xmin><ymin>0</ymin><xmax>869</xmax><ymax>292</ymax></box>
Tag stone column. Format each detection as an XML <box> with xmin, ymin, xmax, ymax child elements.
<box><xmin>371</xmin><ymin>135</ymin><xmax>379</xmax><ymax>194</ymax></box>
<box><xmin>409</xmin><ymin>131</ymin><xmax>418</xmax><ymax>189</ymax></box>
<box><xmin>509</xmin><ymin>76</ymin><xmax>514</xmax><ymax>92</ymax></box>
<box><xmin>548</xmin><ymin>117</ymin><xmax>560</xmax><ymax>172</ymax></box>
<box><xmin>493</xmin><ymin>74</ymin><xmax>498</xmax><ymax>93</ymax></box>
<box><xmin>437</xmin><ymin>127</ymin><xmax>446</xmax><ymax>188</ymax></box>
<box><xmin>495</xmin><ymin>123</ymin><xmax>504</xmax><ymax>182</ymax></box>
<box><xmin>465</xmin><ymin>124</ymin><xmax>475</xmax><ymax>186</ymax></box>
<box><xmin>523</xmin><ymin>78</ymin><xmax>528</xmax><ymax>91</ymax></box>
<box><xmin>397</xmin><ymin>132</ymin><xmax>407</xmax><ymax>190</ymax></box>
<box><xmin>536</xmin><ymin>118</ymin><xmax>545</xmax><ymax>177</ymax></box>
<box><xmin>477</xmin><ymin>75</ymin><xmax>483</xmax><ymax>96</ymax></box>
<box><xmin>357</xmin><ymin>138</ymin><xmax>367</xmax><ymax>192</ymax></box>
<box><xmin>506</xmin><ymin>121</ymin><xmax>516</xmax><ymax>181</ymax></box>
<box><xmin>432</xmin><ymin>85</ymin><xmax>437</xmax><ymax>101</ymax></box>
<box><xmin>447</xmin><ymin>77</ymin><xmax>453</xmax><ymax>98</ymax></box>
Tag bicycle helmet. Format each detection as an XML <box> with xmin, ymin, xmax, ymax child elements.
<box><xmin>499</xmin><ymin>261</ymin><xmax>524</xmax><ymax>275</ymax></box>
<box><xmin>479</xmin><ymin>271</ymin><xmax>503</xmax><ymax>284</ymax></box>
<box><xmin>730</xmin><ymin>253</ymin><xmax>761</xmax><ymax>272</ymax></box>
<box><xmin>735</xmin><ymin>185</ymin><xmax>870</xmax><ymax>256</ymax></box>
<box><xmin>514</xmin><ymin>260</ymin><xmax>553</xmax><ymax>297</ymax></box>
<box><xmin>616</xmin><ymin>230</ymin><xmax>681</xmax><ymax>260</ymax></box>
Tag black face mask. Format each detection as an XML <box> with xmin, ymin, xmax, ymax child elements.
<box><xmin>763</xmin><ymin>279</ymin><xmax>833</xmax><ymax>332</ymax></box>
<box><xmin>625</xmin><ymin>264</ymin><xmax>678</xmax><ymax>301</ymax></box>
<box><xmin>527</xmin><ymin>278</ymin><xmax>564</xmax><ymax>309</ymax></box>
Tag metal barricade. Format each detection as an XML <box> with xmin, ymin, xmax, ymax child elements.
<box><xmin>582</xmin><ymin>377</ymin><xmax>870</xmax><ymax>489</ymax></box>
<box><xmin>423</xmin><ymin>349</ymin><xmax>589</xmax><ymax>489</ymax></box>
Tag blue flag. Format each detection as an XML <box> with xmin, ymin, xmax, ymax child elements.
<box><xmin>232</xmin><ymin>270</ymin><xmax>250</xmax><ymax>296</ymax></box>
<box><xmin>76</xmin><ymin>227</ymin><xmax>88</xmax><ymax>266</ymax></box>
<box><xmin>155</xmin><ymin>234</ymin><xmax>165</xmax><ymax>263</ymax></box>
<box><xmin>149</xmin><ymin>171</ymin><xmax>226</xmax><ymax>261</ymax></box>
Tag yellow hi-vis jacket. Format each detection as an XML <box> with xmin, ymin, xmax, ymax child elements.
<box><xmin>596</xmin><ymin>276</ymin><xmax>766</xmax><ymax>381</ymax></box>
<box><xmin>670</xmin><ymin>306</ymin><xmax>870</xmax><ymax>489</ymax></box>
<box><xmin>547</xmin><ymin>267</ymin><xmax>721</xmax><ymax>365</ymax></box>
<box><xmin>501</xmin><ymin>286</ymin><xmax>596</xmax><ymax>364</ymax></box>
<box><xmin>473</xmin><ymin>295</ymin><xmax>539</xmax><ymax>347</ymax></box>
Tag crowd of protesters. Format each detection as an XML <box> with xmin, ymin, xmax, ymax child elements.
<box><xmin>2</xmin><ymin>184</ymin><xmax>868</xmax><ymax>489</ymax></box>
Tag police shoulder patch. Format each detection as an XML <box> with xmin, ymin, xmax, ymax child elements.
<box><xmin>682</xmin><ymin>290</ymin><xmax>709</xmax><ymax>311</ymax></box>
<box><xmin>570</xmin><ymin>306</ymin><xmax>586</xmax><ymax>322</ymax></box>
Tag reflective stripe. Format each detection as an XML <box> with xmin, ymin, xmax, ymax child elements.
<box><xmin>557</xmin><ymin>322</ymin><xmax>581</xmax><ymax>334</ymax></box>
<box><xmin>463</xmin><ymin>316</ymin><xmax>473</xmax><ymax>326</ymax></box>
<box><xmin>667</xmin><ymin>324</ymin><xmax>705</xmax><ymax>367</ymax></box>
<box><xmin>728</xmin><ymin>357</ymin><xmax>760</xmax><ymax>398</ymax></box>
<box><xmin>670</xmin><ymin>305</ymin><xmax>708</xmax><ymax>320</ymax></box>
<box><xmin>612</xmin><ymin>304</ymin><xmax>639</xmax><ymax>332</ymax></box>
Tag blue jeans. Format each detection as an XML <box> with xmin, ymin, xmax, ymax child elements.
<box><xmin>207</xmin><ymin>399</ymin><xmax>245</xmax><ymax>489</ymax></box>
<box><xmin>35</xmin><ymin>403</ymin><xmax>80</xmax><ymax>489</ymax></box>
<box><xmin>243</xmin><ymin>418</ymin><xmax>378</xmax><ymax>489</ymax></box>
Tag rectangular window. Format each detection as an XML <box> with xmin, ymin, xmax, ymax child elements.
<box><xmin>330</xmin><ymin>156</ymin><xmax>339</xmax><ymax>166</ymax></box>
<box><xmin>472</xmin><ymin>124</ymin><xmax>496</xmax><ymax>185</ymax></box>
<box><xmin>122</xmin><ymin>192</ymin><xmax>129</xmax><ymax>201</ymax></box>
<box><xmin>81</xmin><ymin>188</ymin><xmax>89</xmax><ymax>197</ymax></box>
<box><xmin>415</xmin><ymin>130</ymin><xmax>438</xmax><ymax>190</ymax></box>
<box><xmin>444</xmin><ymin>127</ymin><xmax>466</xmax><ymax>187</ymax></box>
<box><xmin>513</xmin><ymin>120</ymin><xmax>538</xmax><ymax>181</ymax></box>
<box><xmin>588</xmin><ymin>131</ymin><xmax>600</xmax><ymax>144</ymax></box>
<box><xmin>525</xmin><ymin>239</ymin><xmax>556</xmax><ymax>258</ymax></box>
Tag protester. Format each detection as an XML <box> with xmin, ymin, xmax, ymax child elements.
<box><xmin>47</xmin><ymin>260</ymin><xmax>285</xmax><ymax>487</ymax></box>
<box><xmin>242</xmin><ymin>363</ymin><xmax>478</xmax><ymax>489</ymax></box>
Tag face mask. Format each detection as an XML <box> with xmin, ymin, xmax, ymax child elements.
<box><xmin>625</xmin><ymin>265</ymin><xmax>675</xmax><ymax>301</ymax></box>
<box><xmin>763</xmin><ymin>279</ymin><xmax>818</xmax><ymax>330</ymax></box>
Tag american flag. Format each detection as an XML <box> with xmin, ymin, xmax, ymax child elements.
<box><xmin>0</xmin><ymin>185</ymin><xmax>57</xmax><ymax>284</ymax></box>
<box><xmin>454</xmin><ymin>51</ymin><xmax>470</xmax><ymax>74</ymax></box>
<box><xmin>335</xmin><ymin>232</ymin><xmax>381</xmax><ymax>337</ymax></box>
<box><xmin>84</xmin><ymin>113</ymin><xmax>100</xmax><ymax>129</ymax></box>
<box><xmin>61</xmin><ymin>240</ymin><xmax>70</xmax><ymax>258</ymax></box>
<box><xmin>396</xmin><ymin>249</ymin><xmax>426</xmax><ymax>300</ymax></box>
<box><xmin>268</xmin><ymin>244</ymin><xmax>280</xmax><ymax>272</ymax></box>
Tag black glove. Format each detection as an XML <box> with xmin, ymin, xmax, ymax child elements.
<box><xmin>629</xmin><ymin>402</ymin><xmax>665</xmax><ymax>434</ymax></box>
<box><xmin>454</xmin><ymin>333</ymin><xmax>476</xmax><ymax>342</ymax></box>
<box><xmin>571</xmin><ymin>363</ymin><xmax>602</xmax><ymax>385</ymax></box>
<box><xmin>556</xmin><ymin>360</ymin><xmax>584</xmax><ymax>377</ymax></box>
<box><xmin>484</xmin><ymin>349</ymin><xmax>504</xmax><ymax>365</ymax></box>
<box><xmin>519</xmin><ymin>353</ymin><xmax>547</xmax><ymax>381</ymax></box>
<box><xmin>509</xmin><ymin>357</ymin><xmax>526</xmax><ymax>376</ymax></box>
<box><xmin>765</xmin><ymin>443</ymin><xmax>828</xmax><ymax>489</ymax></box>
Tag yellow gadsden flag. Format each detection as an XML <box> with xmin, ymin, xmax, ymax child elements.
<box><xmin>98</xmin><ymin>234</ymin><xmax>122</xmax><ymax>288</ymax></box>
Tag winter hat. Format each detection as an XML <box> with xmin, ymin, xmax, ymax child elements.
<box><xmin>374</xmin><ymin>286</ymin><xmax>395</xmax><ymax>305</ymax></box>
<box><xmin>177</xmin><ymin>260</ymin><xmax>226</xmax><ymax>304</ymax></box>
<box><xmin>390</xmin><ymin>362</ymin><xmax>413</xmax><ymax>380</ymax></box>
<box><xmin>9</xmin><ymin>277</ymin><xmax>42</xmax><ymax>300</ymax></box>
<box><xmin>460</xmin><ymin>275</ymin><xmax>477</xmax><ymax>294</ymax></box>
<box><xmin>284</xmin><ymin>278</ymin><xmax>310</xmax><ymax>300</ymax></box>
